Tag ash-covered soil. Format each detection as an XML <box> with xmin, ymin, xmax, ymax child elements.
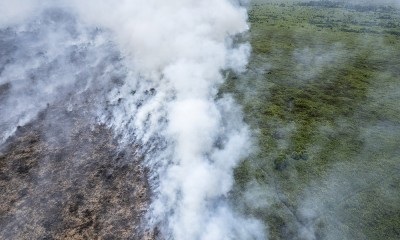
<box><xmin>0</xmin><ymin>101</ymin><xmax>153</xmax><ymax>239</ymax></box>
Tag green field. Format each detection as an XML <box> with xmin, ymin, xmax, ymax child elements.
<box><xmin>226</xmin><ymin>1</ymin><xmax>400</xmax><ymax>239</ymax></box>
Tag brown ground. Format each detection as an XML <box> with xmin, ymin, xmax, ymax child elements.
<box><xmin>0</xmin><ymin>101</ymin><xmax>154</xmax><ymax>239</ymax></box>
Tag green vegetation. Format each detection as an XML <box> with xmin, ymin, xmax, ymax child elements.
<box><xmin>225</xmin><ymin>1</ymin><xmax>400</xmax><ymax>239</ymax></box>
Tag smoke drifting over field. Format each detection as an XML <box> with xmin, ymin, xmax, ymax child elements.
<box><xmin>0</xmin><ymin>0</ymin><xmax>265</xmax><ymax>239</ymax></box>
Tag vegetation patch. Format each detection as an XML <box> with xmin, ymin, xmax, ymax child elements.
<box><xmin>225</xmin><ymin>1</ymin><xmax>400</xmax><ymax>239</ymax></box>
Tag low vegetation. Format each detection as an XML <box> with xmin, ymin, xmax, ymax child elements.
<box><xmin>224</xmin><ymin>1</ymin><xmax>400</xmax><ymax>239</ymax></box>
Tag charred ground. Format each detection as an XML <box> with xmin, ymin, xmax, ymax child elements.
<box><xmin>0</xmin><ymin>98</ymin><xmax>154</xmax><ymax>239</ymax></box>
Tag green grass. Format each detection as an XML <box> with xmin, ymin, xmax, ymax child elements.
<box><xmin>225</xmin><ymin>1</ymin><xmax>400</xmax><ymax>239</ymax></box>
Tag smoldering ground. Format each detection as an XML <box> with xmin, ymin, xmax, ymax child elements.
<box><xmin>0</xmin><ymin>8</ymin><xmax>153</xmax><ymax>239</ymax></box>
<box><xmin>0</xmin><ymin>1</ymin><xmax>266</xmax><ymax>240</ymax></box>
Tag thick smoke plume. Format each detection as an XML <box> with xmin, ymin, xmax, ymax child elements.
<box><xmin>0</xmin><ymin>0</ymin><xmax>265</xmax><ymax>239</ymax></box>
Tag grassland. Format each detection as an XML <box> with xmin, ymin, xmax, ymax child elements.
<box><xmin>225</xmin><ymin>1</ymin><xmax>400</xmax><ymax>239</ymax></box>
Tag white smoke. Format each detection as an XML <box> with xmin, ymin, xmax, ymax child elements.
<box><xmin>0</xmin><ymin>7</ymin><xmax>121</xmax><ymax>144</ymax></box>
<box><xmin>0</xmin><ymin>0</ymin><xmax>265</xmax><ymax>239</ymax></box>
<box><xmin>0</xmin><ymin>0</ymin><xmax>38</xmax><ymax>27</ymax></box>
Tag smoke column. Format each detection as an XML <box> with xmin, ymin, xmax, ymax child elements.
<box><xmin>0</xmin><ymin>0</ymin><xmax>265</xmax><ymax>239</ymax></box>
